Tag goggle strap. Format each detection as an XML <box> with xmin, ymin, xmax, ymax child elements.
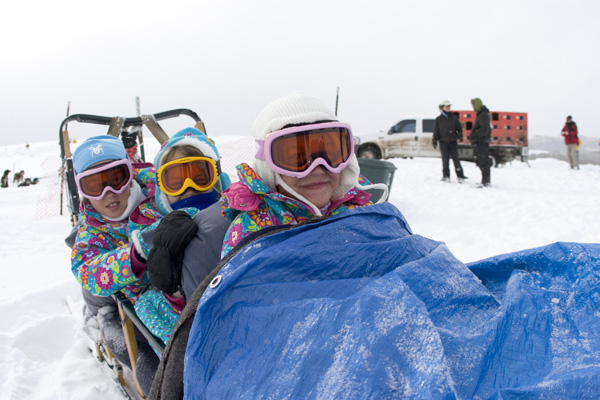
<box><xmin>216</xmin><ymin>159</ymin><xmax>222</xmax><ymax>177</ymax></box>
<box><xmin>255</xmin><ymin>140</ymin><xmax>266</xmax><ymax>159</ymax></box>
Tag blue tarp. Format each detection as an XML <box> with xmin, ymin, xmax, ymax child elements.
<box><xmin>183</xmin><ymin>203</ymin><xmax>600</xmax><ymax>399</ymax></box>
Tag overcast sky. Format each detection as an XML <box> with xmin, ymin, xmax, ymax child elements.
<box><xmin>2</xmin><ymin>0</ymin><xmax>598</xmax><ymax>146</ymax></box>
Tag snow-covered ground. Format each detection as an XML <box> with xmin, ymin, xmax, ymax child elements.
<box><xmin>0</xmin><ymin>137</ymin><xmax>598</xmax><ymax>399</ymax></box>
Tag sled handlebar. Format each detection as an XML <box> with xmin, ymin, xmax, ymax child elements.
<box><xmin>58</xmin><ymin>108</ymin><xmax>203</xmax><ymax>158</ymax></box>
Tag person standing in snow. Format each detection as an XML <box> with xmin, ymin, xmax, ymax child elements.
<box><xmin>561</xmin><ymin>115</ymin><xmax>579</xmax><ymax>169</ymax></box>
<box><xmin>432</xmin><ymin>100</ymin><xmax>466</xmax><ymax>183</ymax></box>
<box><xmin>469</xmin><ymin>97</ymin><xmax>492</xmax><ymax>187</ymax></box>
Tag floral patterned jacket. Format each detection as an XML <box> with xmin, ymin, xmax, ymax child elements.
<box><xmin>220</xmin><ymin>163</ymin><xmax>373</xmax><ymax>257</ymax></box>
<box><xmin>70</xmin><ymin>167</ymin><xmax>163</xmax><ymax>301</ymax></box>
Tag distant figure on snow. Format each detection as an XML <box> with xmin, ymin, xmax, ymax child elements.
<box><xmin>1</xmin><ymin>170</ymin><xmax>10</xmax><ymax>188</ymax></box>
<box><xmin>561</xmin><ymin>115</ymin><xmax>579</xmax><ymax>170</ymax></box>
<box><xmin>12</xmin><ymin>170</ymin><xmax>24</xmax><ymax>186</ymax></box>
<box><xmin>18</xmin><ymin>177</ymin><xmax>39</xmax><ymax>187</ymax></box>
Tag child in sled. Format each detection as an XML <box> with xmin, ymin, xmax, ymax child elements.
<box><xmin>70</xmin><ymin>135</ymin><xmax>163</xmax><ymax>393</ymax></box>
<box><xmin>220</xmin><ymin>91</ymin><xmax>388</xmax><ymax>257</ymax></box>
<box><xmin>131</xmin><ymin>127</ymin><xmax>231</xmax><ymax>345</ymax></box>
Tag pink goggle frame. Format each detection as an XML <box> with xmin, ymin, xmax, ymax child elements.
<box><xmin>75</xmin><ymin>159</ymin><xmax>133</xmax><ymax>201</ymax></box>
<box><xmin>255</xmin><ymin>122</ymin><xmax>354</xmax><ymax>179</ymax></box>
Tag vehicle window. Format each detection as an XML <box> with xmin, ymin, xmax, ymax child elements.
<box><xmin>422</xmin><ymin>119</ymin><xmax>435</xmax><ymax>133</ymax></box>
<box><xmin>390</xmin><ymin>119</ymin><xmax>416</xmax><ymax>134</ymax></box>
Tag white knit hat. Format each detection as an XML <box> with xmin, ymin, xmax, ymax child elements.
<box><xmin>252</xmin><ymin>91</ymin><xmax>364</xmax><ymax>216</ymax></box>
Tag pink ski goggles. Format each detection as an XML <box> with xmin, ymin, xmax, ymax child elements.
<box><xmin>255</xmin><ymin>122</ymin><xmax>354</xmax><ymax>178</ymax></box>
<box><xmin>75</xmin><ymin>159</ymin><xmax>133</xmax><ymax>200</ymax></box>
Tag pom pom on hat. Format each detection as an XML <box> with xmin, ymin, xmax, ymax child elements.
<box><xmin>73</xmin><ymin>135</ymin><xmax>128</xmax><ymax>174</ymax></box>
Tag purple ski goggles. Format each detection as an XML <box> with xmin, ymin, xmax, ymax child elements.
<box><xmin>255</xmin><ymin>122</ymin><xmax>354</xmax><ymax>179</ymax></box>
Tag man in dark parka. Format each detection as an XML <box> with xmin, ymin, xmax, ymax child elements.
<box><xmin>469</xmin><ymin>97</ymin><xmax>492</xmax><ymax>187</ymax></box>
<box><xmin>432</xmin><ymin>100</ymin><xmax>466</xmax><ymax>183</ymax></box>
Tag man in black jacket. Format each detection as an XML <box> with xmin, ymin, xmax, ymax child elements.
<box><xmin>433</xmin><ymin>100</ymin><xmax>466</xmax><ymax>183</ymax></box>
<box><xmin>469</xmin><ymin>97</ymin><xmax>491</xmax><ymax>187</ymax></box>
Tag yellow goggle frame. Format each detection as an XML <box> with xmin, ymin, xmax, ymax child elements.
<box><xmin>157</xmin><ymin>156</ymin><xmax>220</xmax><ymax>197</ymax></box>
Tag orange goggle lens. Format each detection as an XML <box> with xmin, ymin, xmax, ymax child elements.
<box><xmin>76</xmin><ymin>161</ymin><xmax>132</xmax><ymax>199</ymax></box>
<box><xmin>270</xmin><ymin>128</ymin><xmax>352</xmax><ymax>172</ymax></box>
<box><xmin>157</xmin><ymin>157</ymin><xmax>219</xmax><ymax>196</ymax></box>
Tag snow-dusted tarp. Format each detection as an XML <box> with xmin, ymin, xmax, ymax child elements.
<box><xmin>183</xmin><ymin>203</ymin><xmax>600</xmax><ymax>399</ymax></box>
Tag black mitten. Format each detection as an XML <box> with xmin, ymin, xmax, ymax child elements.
<box><xmin>120</xmin><ymin>130</ymin><xmax>138</xmax><ymax>149</ymax></box>
<box><xmin>147</xmin><ymin>210</ymin><xmax>198</xmax><ymax>295</ymax></box>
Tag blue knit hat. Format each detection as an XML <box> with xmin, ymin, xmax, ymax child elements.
<box><xmin>73</xmin><ymin>135</ymin><xmax>128</xmax><ymax>174</ymax></box>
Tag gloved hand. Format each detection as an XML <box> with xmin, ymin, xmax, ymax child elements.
<box><xmin>121</xmin><ymin>131</ymin><xmax>138</xmax><ymax>149</ymax></box>
<box><xmin>432</xmin><ymin>142</ymin><xmax>437</xmax><ymax>149</ymax></box>
<box><xmin>147</xmin><ymin>210</ymin><xmax>198</xmax><ymax>295</ymax></box>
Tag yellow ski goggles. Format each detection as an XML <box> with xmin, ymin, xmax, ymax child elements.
<box><xmin>157</xmin><ymin>156</ymin><xmax>220</xmax><ymax>196</ymax></box>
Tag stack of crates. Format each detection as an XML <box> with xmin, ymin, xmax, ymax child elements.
<box><xmin>454</xmin><ymin>111</ymin><xmax>528</xmax><ymax>147</ymax></box>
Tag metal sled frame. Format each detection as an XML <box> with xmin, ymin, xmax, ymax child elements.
<box><xmin>60</xmin><ymin>108</ymin><xmax>205</xmax><ymax>398</ymax></box>
<box><xmin>114</xmin><ymin>292</ymin><xmax>166</xmax><ymax>399</ymax></box>
<box><xmin>59</xmin><ymin>108</ymin><xmax>206</xmax><ymax>225</ymax></box>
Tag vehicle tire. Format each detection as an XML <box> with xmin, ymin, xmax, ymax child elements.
<box><xmin>489</xmin><ymin>155</ymin><xmax>497</xmax><ymax>168</ymax></box>
<box><xmin>357</xmin><ymin>145</ymin><xmax>382</xmax><ymax>160</ymax></box>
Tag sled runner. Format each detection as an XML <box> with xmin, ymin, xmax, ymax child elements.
<box><xmin>89</xmin><ymin>329</ymin><xmax>139</xmax><ymax>400</ymax></box>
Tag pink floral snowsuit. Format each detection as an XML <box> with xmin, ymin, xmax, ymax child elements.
<box><xmin>220</xmin><ymin>163</ymin><xmax>373</xmax><ymax>257</ymax></box>
<box><xmin>70</xmin><ymin>167</ymin><xmax>162</xmax><ymax>302</ymax></box>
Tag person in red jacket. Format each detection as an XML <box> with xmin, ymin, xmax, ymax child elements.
<box><xmin>561</xmin><ymin>115</ymin><xmax>579</xmax><ymax>169</ymax></box>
